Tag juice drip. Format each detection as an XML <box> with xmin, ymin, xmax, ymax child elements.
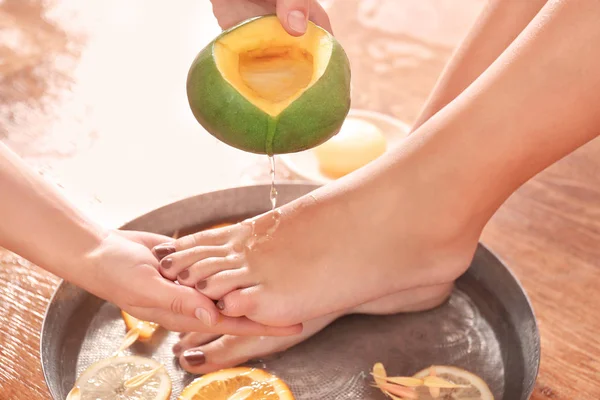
<box><xmin>269</xmin><ymin>155</ymin><xmax>278</xmax><ymax>212</ymax></box>
<box><xmin>267</xmin><ymin>155</ymin><xmax>281</xmax><ymax>236</ymax></box>
<box><xmin>240</xmin><ymin>152</ymin><xmax>282</xmax><ymax>252</ymax></box>
<box><xmin>242</xmin><ymin>219</ymin><xmax>258</xmax><ymax>250</ymax></box>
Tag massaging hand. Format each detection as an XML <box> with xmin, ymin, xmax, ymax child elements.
<box><xmin>79</xmin><ymin>229</ymin><xmax>301</xmax><ymax>336</ymax></box>
<box><xmin>0</xmin><ymin>141</ymin><xmax>299</xmax><ymax>337</ymax></box>
<box><xmin>210</xmin><ymin>0</ymin><xmax>333</xmax><ymax>35</ymax></box>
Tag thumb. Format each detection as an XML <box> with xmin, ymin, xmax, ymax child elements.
<box><xmin>276</xmin><ymin>0</ymin><xmax>311</xmax><ymax>36</ymax></box>
<box><xmin>153</xmin><ymin>277</ymin><xmax>220</xmax><ymax>327</ymax></box>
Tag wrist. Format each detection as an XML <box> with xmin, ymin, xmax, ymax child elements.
<box><xmin>48</xmin><ymin>221</ymin><xmax>110</xmax><ymax>288</ymax></box>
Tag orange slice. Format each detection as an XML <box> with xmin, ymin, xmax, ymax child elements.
<box><xmin>122</xmin><ymin>310</ymin><xmax>159</xmax><ymax>342</ymax></box>
<box><xmin>178</xmin><ymin>367</ymin><xmax>294</xmax><ymax>400</ymax></box>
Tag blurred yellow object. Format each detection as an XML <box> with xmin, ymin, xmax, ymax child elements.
<box><xmin>122</xmin><ymin>310</ymin><xmax>159</xmax><ymax>343</ymax></box>
<box><xmin>313</xmin><ymin>117</ymin><xmax>387</xmax><ymax>179</ymax></box>
<box><xmin>67</xmin><ymin>356</ymin><xmax>171</xmax><ymax>400</ymax></box>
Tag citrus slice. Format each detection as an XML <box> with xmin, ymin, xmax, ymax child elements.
<box><xmin>413</xmin><ymin>365</ymin><xmax>494</xmax><ymax>400</ymax></box>
<box><xmin>71</xmin><ymin>355</ymin><xmax>171</xmax><ymax>400</ymax></box>
<box><xmin>122</xmin><ymin>310</ymin><xmax>159</xmax><ymax>342</ymax></box>
<box><xmin>178</xmin><ymin>367</ymin><xmax>294</xmax><ymax>400</ymax></box>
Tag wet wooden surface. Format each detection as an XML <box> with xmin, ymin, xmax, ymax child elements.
<box><xmin>1</xmin><ymin>1</ymin><xmax>599</xmax><ymax>399</ymax></box>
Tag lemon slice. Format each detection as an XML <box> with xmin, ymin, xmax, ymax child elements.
<box><xmin>71</xmin><ymin>355</ymin><xmax>171</xmax><ymax>400</ymax></box>
<box><xmin>178</xmin><ymin>367</ymin><xmax>294</xmax><ymax>400</ymax></box>
<box><xmin>413</xmin><ymin>365</ymin><xmax>494</xmax><ymax>400</ymax></box>
<box><xmin>122</xmin><ymin>311</ymin><xmax>160</xmax><ymax>342</ymax></box>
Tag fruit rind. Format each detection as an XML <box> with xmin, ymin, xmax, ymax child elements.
<box><xmin>186</xmin><ymin>15</ymin><xmax>351</xmax><ymax>155</ymax></box>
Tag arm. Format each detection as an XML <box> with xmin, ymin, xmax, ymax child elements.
<box><xmin>412</xmin><ymin>0</ymin><xmax>549</xmax><ymax>131</ymax></box>
<box><xmin>0</xmin><ymin>143</ymin><xmax>300</xmax><ymax>336</ymax></box>
<box><xmin>0</xmin><ymin>142</ymin><xmax>107</xmax><ymax>281</ymax></box>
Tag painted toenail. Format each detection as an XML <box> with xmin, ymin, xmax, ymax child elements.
<box><xmin>154</xmin><ymin>244</ymin><xmax>175</xmax><ymax>260</ymax></box>
<box><xmin>195</xmin><ymin>280</ymin><xmax>207</xmax><ymax>290</ymax></box>
<box><xmin>161</xmin><ymin>257</ymin><xmax>173</xmax><ymax>269</ymax></box>
<box><xmin>178</xmin><ymin>270</ymin><xmax>189</xmax><ymax>280</ymax></box>
<box><xmin>195</xmin><ymin>308</ymin><xmax>213</xmax><ymax>326</ymax></box>
<box><xmin>183</xmin><ymin>349</ymin><xmax>206</xmax><ymax>366</ymax></box>
<box><xmin>172</xmin><ymin>344</ymin><xmax>182</xmax><ymax>355</ymax></box>
<box><xmin>216</xmin><ymin>299</ymin><xmax>225</xmax><ymax>310</ymax></box>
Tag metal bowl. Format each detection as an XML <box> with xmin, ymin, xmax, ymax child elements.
<box><xmin>41</xmin><ymin>183</ymin><xmax>540</xmax><ymax>399</ymax></box>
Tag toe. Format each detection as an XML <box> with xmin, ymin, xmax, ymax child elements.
<box><xmin>175</xmin><ymin>227</ymin><xmax>233</xmax><ymax>250</ymax></box>
<box><xmin>173</xmin><ymin>332</ymin><xmax>220</xmax><ymax>356</ymax></box>
<box><xmin>178</xmin><ymin>335</ymin><xmax>277</xmax><ymax>374</ymax></box>
<box><xmin>159</xmin><ymin>245</ymin><xmax>230</xmax><ymax>280</ymax></box>
<box><xmin>216</xmin><ymin>287</ymin><xmax>259</xmax><ymax>318</ymax></box>
<box><xmin>175</xmin><ymin>254</ymin><xmax>243</xmax><ymax>288</ymax></box>
<box><xmin>195</xmin><ymin>268</ymin><xmax>255</xmax><ymax>300</ymax></box>
<box><xmin>178</xmin><ymin>314</ymin><xmax>340</xmax><ymax>374</ymax></box>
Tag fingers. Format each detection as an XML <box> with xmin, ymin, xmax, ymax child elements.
<box><xmin>210</xmin><ymin>0</ymin><xmax>276</xmax><ymax>30</ymax></box>
<box><xmin>276</xmin><ymin>0</ymin><xmax>311</xmax><ymax>36</ymax></box>
<box><xmin>308</xmin><ymin>0</ymin><xmax>333</xmax><ymax>34</ymax></box>
<box><xmin>141</xmin><ymin>276</ymin><xmax>220</xmax><ymax>326</ymax></box>
<box><xmin>130</xmin><ymin>306</ymin><xmax>302</xmax><ymax>336</ymax></box>
<box><xmin>210</xmin><ymin>0</ymin><xmax>333</xmax><ymax>35</ymax></box>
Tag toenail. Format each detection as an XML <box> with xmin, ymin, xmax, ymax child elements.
<box><xmin>178</xmin><ymin>270</ymin><xmax>189</xmax><ymax>280</ymax></box>
<box><xmin>161</xmin><ymin>257</ymin><xmax>173</xmax><ymax>269</ymax></box>
<box><xmin>195</xmin><ymin>280</ymin><xmax>207</xmax><ymax>290</ymax></box>
<box><xmin>195</xmin><ymin>308</ymin><xmax>213</xmax><ymax>326</ymax></box>
<box><xmin>172</xmin><ymin>344</ymin><xmax>182</xmax><ymax>355</ymax></box>
<box><xmin>216</xmin><ymin>299</ymin><xmax>225</xmax><ymax>310</ymax></box>
<box><xmin>154</xmin><ymin>244</ymin><xmax>175</xmax><ymax>260</ymax></box>
<box><xmin>183</xmin><ymin>349</ymin><xmax>206</xmax><ymax>366</ymax></box>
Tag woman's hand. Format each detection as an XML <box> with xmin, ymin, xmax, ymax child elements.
<box><xmin>81</xmin><ymin>229</ymin><xmax>302</xmax><ymax>336</ymax></box>
<box><xmin>210</xmin><ymin>0</ymin><xmax>332</xmax><ymax>35</ymax></box>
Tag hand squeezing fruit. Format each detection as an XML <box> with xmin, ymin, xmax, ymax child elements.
<box><xmin>186</xmin><ymin>15</ymin><xmax>351</xmax><ymax>155</ymax></box>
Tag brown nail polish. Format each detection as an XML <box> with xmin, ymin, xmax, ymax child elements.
<box><xmin>178</xmin><ymin>270</ymin><xmax>189</xmax><ymax>280</ymax></box>
<box><xmin>161</xmin><ymin>257</ymin><xmax>173</xmax><ymax>269</ymax></box>
<box><xmin>183</xmin><ymin>349</ymin><xmax>206</xmax><ymax>366</ymax></box>
<box><xmin>154</xmin><ymin>244</ymin><xmax>176</xmax><ymax>260</ymax></box>
<box><xmin>172</xmin><ymin>344</ymin><xmax>182</xmax><ymax>355</ymax></box>
<box><xmin>216</xmin><ymin>299</ymin><xmax>225</xmax><ymax>310</ymax></box>
<box><xmin>195</xmin><ymin>280</ymin><xmax>207</xmax><ymax>290</ymax></box>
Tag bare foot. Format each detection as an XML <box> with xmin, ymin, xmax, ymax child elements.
<box><xmin>155</xmin><ymin>150</ymin><xmax>482</xmax><ymax>327</ymax></box>
<box><xmin>174</xmin><ymin>283</ymin><xmax>453</xmax><ymax>374</ymax></box>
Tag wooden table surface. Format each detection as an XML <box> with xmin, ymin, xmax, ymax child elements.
<box><xmin>1</xmin><ymin>1</ymin><xmax>598</xmax><ymax>399</ymax></box>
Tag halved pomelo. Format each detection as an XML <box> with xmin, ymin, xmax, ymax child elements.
<box><xmin>187</xmin><ymin>15</ymin><xmax>351</xmax><ymax>155</ymax></box>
